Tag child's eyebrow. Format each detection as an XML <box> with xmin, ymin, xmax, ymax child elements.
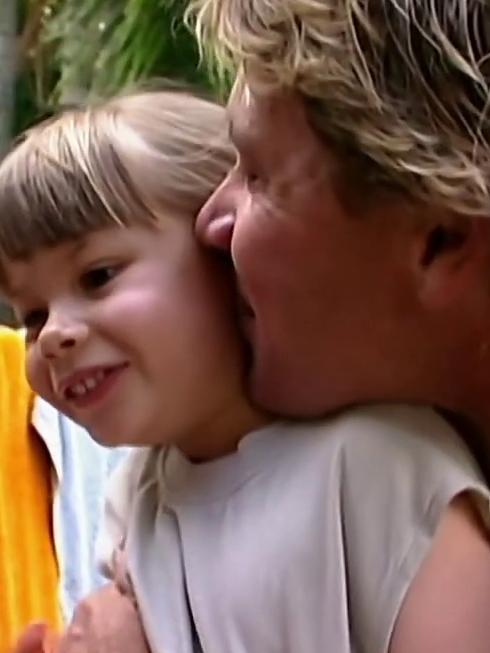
<box><xmin>4</xmin><ymin>236</ymin><xmax>90</xmax><ymax>299</ymax></box>
<box><xmin>66</xmin><ymin>235</ymin><xmax>91</xmax><ymax>259</ymax></box>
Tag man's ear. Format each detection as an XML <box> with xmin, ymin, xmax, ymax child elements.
<box><xmin>414</xmin><ymin>215</ymin><xmax>490</xmax><ymax>309</ymax></box>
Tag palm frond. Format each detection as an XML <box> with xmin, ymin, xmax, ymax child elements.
<box><xmin>33</xmin><ymin>0</ymin><xmax>226</xmax><ymax>108</ymax></box>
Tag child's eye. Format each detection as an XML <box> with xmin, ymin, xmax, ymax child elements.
<box><xmin>21</xmin><ymin>309</ymin><xmax>48</xmax><ymax>342</ymax></box>
<box><xmin>80</xmin><ymin>265</ymin><xmax>120</xmax><ymax>292</ymax></box>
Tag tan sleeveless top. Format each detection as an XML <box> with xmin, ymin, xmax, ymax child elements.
<box><xmin>100</xmin><ymin>405</ymin><xmax>490</xmax><ymax>653</ymax></box>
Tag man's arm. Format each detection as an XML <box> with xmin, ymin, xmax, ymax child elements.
<box><xmin>390</xmin><ymin>492</ymin><xmax>490</xmax><ymax>653</ymax></box>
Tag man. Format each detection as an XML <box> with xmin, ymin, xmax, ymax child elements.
<box><xmin>190</xmin><ymin>1</ymin><xmax>490</xmax><ymax>650</ymax></box>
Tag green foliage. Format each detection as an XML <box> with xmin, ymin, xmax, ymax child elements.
<box><xmin>16</xmin><ymin>0</ymin><xmax>229</xmax><ymax>132</ymax></box>
<box><xmin>45</xmin><ymin>0</ymin><xmax>213</xmax><ymax>102</ymax></box>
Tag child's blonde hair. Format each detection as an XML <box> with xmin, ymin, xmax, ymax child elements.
<box><xmin>0</xmin><ymin>90</ymin><xmax>235</xmax><ymax>260</ymax></box>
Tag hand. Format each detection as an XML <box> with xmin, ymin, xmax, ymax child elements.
<box><xmin>12</xmin><ymin>624</ymin><xmax>46</xmax><ymax>653</ymax></box>
<box><xmin>12</xmin><ymin>624</ymin><xmax>59</xmax><ymax>653</ymax></box>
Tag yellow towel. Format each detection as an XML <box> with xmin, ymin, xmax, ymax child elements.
<box><xmin>0</xmin><ymin>328</ymin><xmax>61</xmax><ymax>653</ymax></box>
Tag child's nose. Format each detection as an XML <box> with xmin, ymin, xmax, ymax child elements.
<box><xmin>39</xmin><ymin>315</ymin><xmax>88</xmax><ymax>360</ymax></box>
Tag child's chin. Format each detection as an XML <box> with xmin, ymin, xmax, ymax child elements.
<box><xmin>92</xmin><ymin>431</ymin><xmax>126</xmax><ymax>447</ymax></box>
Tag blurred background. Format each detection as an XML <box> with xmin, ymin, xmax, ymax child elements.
<box><xmin>0</xmin><ymin>0</ymin><xmax>225</xmax><ymax>325</ymax></box>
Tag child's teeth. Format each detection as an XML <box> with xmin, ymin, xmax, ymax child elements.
<box><xmin>73</xmin><ymin>383</ymin><xmax>87</xmax><ymax>396</ymax></box>
<box><xmin>67</xmin><ymin>369</ymin><xmax>112</xmax><ymax>398</ymax></box>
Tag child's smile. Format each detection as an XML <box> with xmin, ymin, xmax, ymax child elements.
<box><xmin>5</xmin><ymin>221</ymin><xmax>264</xmax><ymax>457</ymax></box>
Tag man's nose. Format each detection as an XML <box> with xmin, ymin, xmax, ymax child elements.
<box><xmin>39</xmin><ymin>313</ymin><xmax>89</xmax><ymax>360</ymax></box>
<box><xmin>196</xmin><ymin>182</ymin><xmax>236</xmax><ymax>252</ymax></box>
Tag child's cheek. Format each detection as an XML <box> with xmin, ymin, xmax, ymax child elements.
<box><xmin>26</xmin><ymin>347</ymin><xmax>50</xmax><ymax>398</ymax></box>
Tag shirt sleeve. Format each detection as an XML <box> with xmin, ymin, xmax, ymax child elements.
<box><xmin>96</xmin><ymin>448</ymin><xmax>152</xmax><ymax>580</ymax></box>
<box><xmin>334</xmin><ymin>405</ymin><xmax>490</xmax><ymax>653</ymax></box>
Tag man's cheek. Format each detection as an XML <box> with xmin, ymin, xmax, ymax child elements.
<box><xmin>231</xmin><ymin>215</ymin><xmax>269</xmax><ymax>278</ymax></box>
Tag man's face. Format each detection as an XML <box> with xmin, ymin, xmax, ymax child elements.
<box><xmin>197</xmin><ymin>84</ymin><xmax>419</xmax><ymax>416</ymax></box>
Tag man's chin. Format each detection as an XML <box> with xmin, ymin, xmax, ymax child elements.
<box><xmin>248</xmin><ymin>366</ymin><xmax>324</xmax><ymax>418</ymax></box>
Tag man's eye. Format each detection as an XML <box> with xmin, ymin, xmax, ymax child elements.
<box><xmin>80</xmin><ymin>265</ymin><xmax>119</xmax><ymax>291</ymax></box>
<box><xmin>246</xmin><ymin>172</ymin><xmax>260</xmax><ymax>187</ymax></box>
<box><xmin>243</xmin><ymin>167</ymin><xmax>264</xmax><ymax>191</ymax></box>
<box><xmin>237</xmin><ymin>158</ymin><xmax>262</xmax><ymax>190</ymax></box>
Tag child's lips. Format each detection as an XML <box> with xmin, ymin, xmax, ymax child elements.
<box><xmin>62</xmin><ymin>362</ymin><xmax>129</xmax><ymax>411</ymax></box>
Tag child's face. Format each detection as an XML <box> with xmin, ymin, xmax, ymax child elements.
<box><xmin>4</xmin><ymin>219</ymin><xmax>263</xmax><ymax>456</ymax></box>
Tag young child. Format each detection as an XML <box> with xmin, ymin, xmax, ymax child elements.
<box><xmin>1</xmin><ymin>91</ymin><xmax>490</xmax><ymax>653</ymax></box>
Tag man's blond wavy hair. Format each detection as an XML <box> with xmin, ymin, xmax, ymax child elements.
<box><xmin>188</xmin><ymin>0</ymin><xmax>490</xmax><ymax>216</ymax></box>
<box><xmin>0</xmin><ymin>90</ymin><xmax>234</xmax><ymax>260</ymax></box>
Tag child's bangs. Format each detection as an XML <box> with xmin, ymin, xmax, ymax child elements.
<box><xmin>0</xmin><ymin>117</ymin><xmax>153</xmax><ymax>260</ymax></box>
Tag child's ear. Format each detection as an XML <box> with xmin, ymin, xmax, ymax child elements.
<box><xmin>413</xmin><ymin>215</ymin><xmax>490</xmax><ymax>309</ymax></box>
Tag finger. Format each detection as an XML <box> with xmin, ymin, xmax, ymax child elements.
<box><xmin>13</xmin><ymin>623</ymin><xmax>47</xmax><ymax>653</ymax></box>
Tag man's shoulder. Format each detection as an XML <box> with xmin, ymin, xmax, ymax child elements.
<box><xmin>325</xmin><ymin>403</ymin><xmax>458</xmax><ymax>448</ymax></box>
<box><xmin>282</xmin><ymin>404</ymin><xmax>488</xmax><ymax>530</ymax></box>
<box><xmin>296</xmin><ymin>406</ymin><xmax>490</xmax><ymax>653</ymax></box>
<box><xmin>290</xmin><ymin>404</ymin><xmax>473</xmax><ymax>470</ymax></box>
